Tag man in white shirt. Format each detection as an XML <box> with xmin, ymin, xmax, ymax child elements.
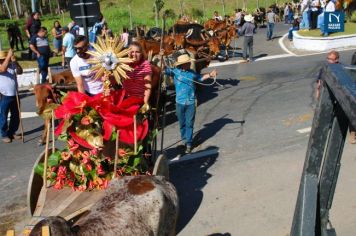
<box><xmin>70</xmin><ymin>35</ymin><xmax>103</xmax><ymax>95</ymax></box>
<box><xmin>0</xmin><ymin>49</ymin><xmax>23</xmax><ymax>143</ymax></box>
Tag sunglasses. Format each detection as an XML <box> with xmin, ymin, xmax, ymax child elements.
<box><xmin>75</xmin><ymin>46</ymin><xmax>88</xmax><ymax>51</ymax></box>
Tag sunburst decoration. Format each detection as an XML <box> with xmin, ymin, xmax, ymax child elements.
<box><xmin>86</xmin><ymin>36</ymin><xmax>134</xmax><ymax>88</ymax></box>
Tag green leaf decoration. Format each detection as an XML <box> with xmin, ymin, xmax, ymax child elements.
<box><xmin>48</xmin><ymin>151</ymin><xmax>61</xmax><ymax>167</ymax></box>
<box><xmin>34</xmin><ymin>163</ymin><xmax>44</xmax><ymax>176</ymax></box>
<box><xmin>133</xmin><ymin>156</ymin><xmax>141</xmax><ymax>168</ymax></box>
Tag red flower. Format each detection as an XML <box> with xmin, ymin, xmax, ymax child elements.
<box><xmin>97</xmin><ymin>164</ymin><xmax>105</xmax><ymax>175</ymax></box>
<box><xmin>77</xmin><ymin>185</ymin><xmax>87</xmax><ymax>192</ymax></box>
<box><xmin>90</xmin><ymin>149</ymin><xmax>98</xmax><ymax>156</ymax></box>
<box><xmin>81</xmin><ymin>116</ymin><xmax>92</xmax><ymax>125</ymax></box>
<box><xmin>88</xmin><ymin>180</ymin><xmax>95</xmax><ymax>190</ymax></box>
<box><xmin>61</xmin><ymin>152</ymin><xmax>71</xmax><ymax>161</ymax></box>
<box><xmin>85</xmin><ymin>163</ymin><xmax>92</xmax><ymax>171</ymax></box>
<box><xmin>118</xmin><ymin>148</ymin><xmax>127</xmax><ymax>157</ymax></box>
<box><xmin>55</xmin><ymin>92</ymin><xmax>90</xmax><ymax>119</ymax></box>
<box><xmin>57</xmin><ymin>166</ymin><xmax>67</xmax><ymax>179</ymax></box>
<box><xmin>82</xmin><ymin>151</ymin><xmax>90</xmax><ymax>159</ymax></box>
<box><xmin>54</xmin><ymin>177</ymin><xmax>65</xmax><ymax>190</ymax></box>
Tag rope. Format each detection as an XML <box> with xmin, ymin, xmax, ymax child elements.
<box><xmin>181</xmin><ymin>75</ymin><xmax>224</xmax><ymax>87</ymax></box>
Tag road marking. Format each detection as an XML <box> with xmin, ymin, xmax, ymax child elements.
<box><xmin>169</xmin><ymin>148</ymin><xmax>219</xmax><ymax>165</ymax></box>
<box><xmin>283</xmin><ymin>113</ymin><xmax>313</xmax><ymax>127</ymax></box>
<box><xmin>209</xmin><ymin>53</ymin><xmax>293</xmax><ymax>67</ymax></box>
<box><xmin>297</xmin><ymin>127</ymin><xmax>312</xmax><ymax>134</ymax></box>
<box><xmin>279</xmin><ymin>33</ymin><xmax>297</xmax><ymax>56</ymax></box>
<box><xmin>21</xmin><ymin>112</ymin><xmax>38</xmax><ymax>119</ymax></box>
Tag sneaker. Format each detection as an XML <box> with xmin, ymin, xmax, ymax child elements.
<box><xmin>185</xmin><ymin>146</ymin><xmax>192</xmax><ymax>154</ymax></box>
<box><xmin>2</xmin><ymin>137</ymin><xmax>12</xmax><ymax>143</ymax></box>
<box><xmin>12</xmin><ymin>134</ymin><xmax>22</xmax><ymax>140</ymax></box>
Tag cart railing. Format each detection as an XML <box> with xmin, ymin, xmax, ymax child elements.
<box><xmin>291</xmin><ymin>63</ymin><xmax>356</xmax><ymax>236</ymax></box>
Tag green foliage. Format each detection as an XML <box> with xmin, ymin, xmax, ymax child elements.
<box><xmin>164</xmin><ymin>9</ymin><xmax>176</xmax><ymax>19</ymax></box>
<box><xmin>191</xmin><ymin>8</ymin><xmax>204</xmax><ymax>18</ymax></box>
<box><xmin>153</xmin><ymin>0</ymin><xmax>165</xmax><ymax>13</ymax></box>
<box><xmin>48</xmin><ymin>151</ymin><xmax>62</xmax><ymax>167</ymax></box>
<box><xmin>34</xmin><ymin>163</ymin><xmax>44</xmax><ymax>176</ymax></box>
<box><xmin>351</xmin><ymin>11</ymin><xmax>356</xmax><ymax>23</ymax></box>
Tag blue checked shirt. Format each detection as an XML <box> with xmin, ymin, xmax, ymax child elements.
<box><xmin>164</xmin><ymin>67</ymin><xmax>203</xmax><ymax>105</ymax></box>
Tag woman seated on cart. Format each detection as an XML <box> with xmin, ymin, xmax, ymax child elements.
<box><xmin>122</xmin><ymin>41</ymin><xmax>152</xmax><ymax>105</ymax></box>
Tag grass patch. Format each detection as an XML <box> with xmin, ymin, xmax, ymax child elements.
<box><xmin>0</xmin><ymin>0</ymin><xmax>280</xmax><ymax>68</ymax></box>
<box><xmin>297</xmin><ymin>21</ymin><xmax>356</xmax><ymax>37</ymax></box>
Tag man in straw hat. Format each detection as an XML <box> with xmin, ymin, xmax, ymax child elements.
<box><xmin>240</xmin><ymin>14</ymin><xmax>256</xmax><ymax>62</ymax></box>
<box><xmin>0</xmin><ymin>48</ymin><xmax>23</xmax><ymax>143</ymax></box>
<box><xmin>162</xmin><ymin>53</ymin><xmax>217</xmax><ymax>153</ymax></box>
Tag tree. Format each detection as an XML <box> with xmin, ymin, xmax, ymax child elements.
<box><xmin>179</xmin><ymin>0</ymin><xmax>184</xmax><ymax>16</ymax></box>
<box><xmin>3</xmin><ymin>0</ymin><xmax>12</xmax><ymax>19</ymax></box>
<box><xmin>220</xmin><ymin>0</ymin><xmax>225</xmax><ymax>16</ymax></box>
<box><xmin>12</xmin><ymin>0</ymin><xmax>19</xmax><ymax>19</ymax></box>
<box><xmin>153</xmin><ymin>0</ymin><xmax>164</xmax><ymax>27</ymax></box>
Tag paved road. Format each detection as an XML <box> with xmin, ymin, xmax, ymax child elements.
<box><xmin>0</xmin><ymin>23</ymin><xmax>355</xmax><ymax>235</ymax></box>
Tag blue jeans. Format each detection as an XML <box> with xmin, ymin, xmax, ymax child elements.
<box><xmin>0</xmin><ymin>95</ymin><xmax>19</xmax><ymax>138</ymax></box>
<box><xmin>300</xmin><ymin>10</ymin><xmax>310</xmax><ymax>29</ymax></box>
<box><xmin>288</xmin><ymin>26</ymin><xmax>299</xmax><ymax>40</ymax></box>
<box><xmin>37</xmin><ymin>55</ymin><xmax>49</xmax><ymax>84</ymax></box>
<box><xmin>267</xmin><ymin>23</ymin><xmax>274</xmax><ymax>40</ymax></box>
<box><xmin>176</xmin><ymin>103</ymin><xmax>196</xmax><ymax>147</ymax></box>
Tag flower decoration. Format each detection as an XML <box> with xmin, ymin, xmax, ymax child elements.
<box><xmin>35</xmin><ymin>90</ymin><xmax>152</xmax><ymax>191</ymax></box>
<box><xmin>86</xmin><ymin>36</ymin><xmax>134</xmax><ymax>86</ymax></box>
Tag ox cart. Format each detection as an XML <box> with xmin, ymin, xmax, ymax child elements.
<box><xmin>22</xmin><ymin>97</ymin><xmax>169</xmax><ymax>235</ymax></box>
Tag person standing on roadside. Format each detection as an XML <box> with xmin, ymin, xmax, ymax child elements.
<box><xmin>51</xmin><ymin>20</ymin><xmax>63</xmax><ymax>56</ymax></box>
<box><xmin>240</xmin><ymin>14</ymin><xmax>256</xmax><ymax>62</ymax></box>
<box><xmin>0</xmin><ymin>49</ymin><xmax>23</xmax><ymax>143</ymax></box>
<box><xmin>266</xmin><ymin>8</ymin><xmax>277</xmax><ymax>41</ymax></box>
<box><xmin>61</xmin><ymin>26</ymin><xmax>75</xmax><ymax>68</ymax></box>
<box><xmin>25</xmin><ymin>12</ymin><xmax>41</xmax><ymax>59</ymax></box>
<box><xmin>300</xmin><ymin>0</ymin><xmax>311</xmax><ymax>30</ymax></box>
<box><xmin>30</xmin><ymin>27</ymin><xmax>51</xmax><ymax>84</ymax></box>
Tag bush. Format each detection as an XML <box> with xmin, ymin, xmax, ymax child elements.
<box><xmin>351</xmin><ymin>11</ymin><xmax>356</xmax><ymax>23</ymax></box>
<box><xmin>191</xmin><ymin>8</ymin><xmax>204</xmax><ymax>19</ymax></box>
<box><xmin>164</xmin><ymin>9</ymin><xmax>176</xmax><ymax>19</ymax></box>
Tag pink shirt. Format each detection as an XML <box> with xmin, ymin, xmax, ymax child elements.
<box><xmin>123</xmin><ymin>60</ymin><xmax>152</xmax><ymax>98</ymax></box>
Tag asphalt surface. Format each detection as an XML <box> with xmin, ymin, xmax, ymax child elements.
<box><xmin>1</xmin><ymin>23</ymin><xmax>356</xmax><ymax>235</ymax></box>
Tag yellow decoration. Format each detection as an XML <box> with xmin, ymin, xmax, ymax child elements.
<box><xmin>86</xmin><ymin>36</ymin><xmax>134</xmax><ymax>87</ymax></box>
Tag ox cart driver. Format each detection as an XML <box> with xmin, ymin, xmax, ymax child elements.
<box><xmin>162</xmin><ymin>53</ymin><xmax>217</xmax><ymax>154</ymax></box>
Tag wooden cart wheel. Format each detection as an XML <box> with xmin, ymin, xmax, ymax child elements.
<box><xmin>152</xmin><ymin>153</ymin><xmax>169</xmax><ymax>179</ymax></box>
<box><xmin>27</xmin><ymin>148</ymin><xmax>55</xmax><ymax>216</ymax></box>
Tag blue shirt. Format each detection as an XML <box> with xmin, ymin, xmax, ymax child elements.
<box><xmin>62</xmin><ymin>32</ymin><xmax>76</xmax><ymax>58</ymax></box>
<box><xmin>164</xmin><ymin>67</ymin><xmax>203</xmax><ymax>105</ymax></box>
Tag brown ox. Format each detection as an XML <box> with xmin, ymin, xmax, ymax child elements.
<box><xmin>204</xmin><ymin>19</ymin><xmax>227</xmax><ymax>32</ymax></box>
<box><xmin>29</xmin><ymin>176</ymin><xmax>178</xmax><ymax>236</ymax></box>
<box><xmin>138</xmin><ymin>39</ymin><xmax>175</xmax><ymax>57</ymax></box>
<box><xmin>34</xmin><ymin>70</ymin><xmax>76</xmax><ymax>145</ymax></box>
<box><xmin>215</xmin><ymin>25</ymin><xmax>238</xmax><ymax>59</ymax></box>
<box><xmin>184</xmin><ymin>36</ymin><xmax>221</xmax><ymax>58</ymax></box>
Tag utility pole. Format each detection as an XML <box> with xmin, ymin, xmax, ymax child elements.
<box><xmin>31</xmin><ymin>0</ymin><xmax>36</xmax><ymax>12</ymax></box>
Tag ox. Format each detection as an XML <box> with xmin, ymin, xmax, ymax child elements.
<box><xmin>204</xmin><ymin>19</ymin><xmax>227</xmax><ymax>32</ymax></box>
<box><xmin>34</xmin><ymin>70</ymin><xmax>76</xmax><ymax>145</ymax></box>
<box><xmin>29</xmin><ymin>176</ymin><xmax>179</xmax><ymax>236</ymax></box>
<box><xmin>215</xmin><ymin>25</ymin><xmax>238</xmax><ymax>59</ymax></box>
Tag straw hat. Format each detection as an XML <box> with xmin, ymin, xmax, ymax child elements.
<box><xmin>0</xmin><ymin>50</ymin><xmax>7</xmax><ymax>60</ymax></box>
<box><xmin>174</xmin><ymin>54</ymin><xmax>195</xmax><ymax>67</ymax></box>
<box><xmin>244</xmin><ymin>14</ymin><xmax>254</xmax><ymax>22</ymax></box>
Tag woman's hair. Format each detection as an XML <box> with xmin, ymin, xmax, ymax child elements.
<box><xmin>129</xmin><ymin>41</ymin><xmax>146</xmax><ymax>60</ymax></box>
<box><xmin>54</xmin><ymin>20</ymin><xmax>61</xmax><ymax>28</ymax></box>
